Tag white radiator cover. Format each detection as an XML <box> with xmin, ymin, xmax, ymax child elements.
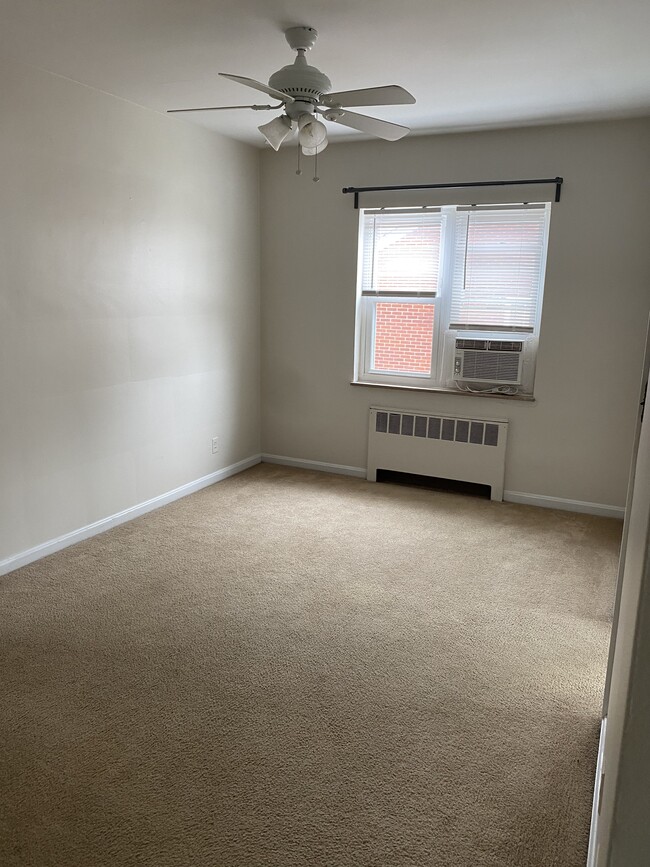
<box><xmin>367</xmin><ymin>406</ymin><xmax>509</xmax><ymax>501</ymax></box>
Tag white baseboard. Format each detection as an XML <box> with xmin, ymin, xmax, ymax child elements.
<box><xmin>261</xmin><ymin>453</ymin><xmax>366</xmax><ymax>478</ymax></box>
<box><xmin>261</xmin><ymin>454</ymin><xmax>624</xmax><ymax>518</ymax></box>
<box><xmin>503</xmin><ymin>491</ymin><xmax>624</xmax><ymax>519</ymax></box>
<box><xmin>0</xmin><ymin>454</ymin><xmax>262</xmax><ymax>576</ymax></box>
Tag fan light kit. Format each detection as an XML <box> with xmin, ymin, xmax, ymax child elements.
<box><xmin>168</xmin><ymin>26</ymin><xmax>416</xmax><ymax>181</ymax></box>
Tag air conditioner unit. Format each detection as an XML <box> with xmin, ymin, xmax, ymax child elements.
<box><xmin>453</xmin><ymin>338</ymin><xmax>526</xmax><ymax>385</ymax></box>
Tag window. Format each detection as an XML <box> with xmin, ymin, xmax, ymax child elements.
<box><xmin>354</xmin><ymin>203</ymin><xmax>550</xmax><ymax>395</ymax></box>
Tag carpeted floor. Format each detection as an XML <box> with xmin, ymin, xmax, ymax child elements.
<box><xmin>0</xmin><ymin>464</ymin><xmax>621</xmax><ymax>867</ymax></box>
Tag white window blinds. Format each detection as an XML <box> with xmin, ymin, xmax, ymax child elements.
<box><xmin>450</xmin><ymin>206</ymin><xmax>549</xmax><ymax>333</ymax></box>
<box><xmin>360</xmin><ymin>211</ymin><xmax>443</xmax><ymax>296</ymax></box>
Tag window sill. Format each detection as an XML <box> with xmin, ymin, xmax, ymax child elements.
<box><xmin>350</xmin><ymin>381</ymin><xmax>536</xmax><ymax>402</ymax></box>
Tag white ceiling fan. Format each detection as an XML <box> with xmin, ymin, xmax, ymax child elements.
<box><xmin>168</xmin><ymin>26</ymin><xmax>416</xmax><ymax>160</ymax></box>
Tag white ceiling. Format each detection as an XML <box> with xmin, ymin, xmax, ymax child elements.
<box><xmin>2</xmin><ymin>0</ymin><xmax>649</xmax><ymax>146</ymax></box>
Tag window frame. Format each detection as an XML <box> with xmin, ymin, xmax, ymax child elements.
<box><xmin>353</xmin><ymin>202</ymin><xmax>551</xmax><ymax>393</ymax></box>
<box><xmin>358</xmin><ymin>294</ymin><xmax>439</xmax><ymax>386</ymax></box>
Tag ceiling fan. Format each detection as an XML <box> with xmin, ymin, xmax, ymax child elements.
<box><xmin>168</xmin><ymin>26</ymin><xmax>416</xmax><ymax>165</ymax></box>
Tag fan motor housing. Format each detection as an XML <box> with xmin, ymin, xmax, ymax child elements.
<box><xmin>269</xmin><ymin>60</ymin><xmax>331</xmax><ymax>103</ymax></box>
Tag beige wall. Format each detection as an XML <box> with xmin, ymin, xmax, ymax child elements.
<box><xmin>260</xmin><ymin>119</ymin><xmax>650</xmax><ymax>507</ymax></box>
<box><xmin>0</xmin><ymin>59</ymin><xmax>261</xmax><ymax>562</ymax></box>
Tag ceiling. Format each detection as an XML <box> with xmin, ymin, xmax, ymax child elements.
<box><xmin>2</xmin><ymin>0</ymin><xmax>649</xmax><ymax>146</ymax></box>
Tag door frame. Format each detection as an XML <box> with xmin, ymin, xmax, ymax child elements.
<box><xmin>587</xmin><ymin>315</ymin><xmax>650</xmax><ymax>866</ymax></box>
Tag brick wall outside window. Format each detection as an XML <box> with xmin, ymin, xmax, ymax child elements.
<box><xmin>373</xmin><ymin>302</ymin><xmax>434</xmax><ymax>374</ymax></box>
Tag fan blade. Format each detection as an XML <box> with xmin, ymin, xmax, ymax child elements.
<box><xmin>321</xmin><ymin>85</ymin><xmax>415</xmax><ymax>108</ymax></box>
<box><xmin>219</xmin><ymin>73</ymin><xmax>294</xmax><ymax>103</ymax></box>
<box><xmin>324</xmin><ymin>109</ymin><xmax>409</xmax><ymax>141</ymax></box>
<box><xmin>167</xmin><ymin>104</ymin><xmax>276</xmax><ymax>113</ymax></box>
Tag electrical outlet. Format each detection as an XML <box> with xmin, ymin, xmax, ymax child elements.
<box><xmin>211</xmin><ymin>436</ymin><xmax>220</xmax><ymax>454</ymax></box>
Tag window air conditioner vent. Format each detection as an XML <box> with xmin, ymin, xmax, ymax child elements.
<box><xmin>456</xmin><ymin>338</ymin><xmax>524</xmax><ymax>352</ymax></box>
<box><xmin>487</xmin><ymin>340</ymin><xmax>524</xmax><ymax>352</ymax></box>
<box><xmin>456</xmin><ymin>338</ymin><xmax>489</xmax><ymax>351</ymax></box>
<box><xmin>453</xmin><ymin>338</ymin><xmax>526</xmax><ymax>385</ymax></box>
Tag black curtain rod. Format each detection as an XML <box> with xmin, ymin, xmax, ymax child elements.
<box><xmin>342</xmin><ymin>177</ymin><xmax>563</xmax><ymax>208</ymax></box>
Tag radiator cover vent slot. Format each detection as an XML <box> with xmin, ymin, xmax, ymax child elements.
<box><xmin>375</xmin><ymin>410</ymin><xmax>500</xmax><ymax>447</ymax></box>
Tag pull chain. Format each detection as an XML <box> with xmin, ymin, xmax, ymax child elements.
<box><xmin>313</xmin><ymin>145</ymin><xmax>320</xmax><ymax>183</ymax></box>
<box><xmin>296</xmin><ymin>142</ymin><xmax>322</xmax><ymax>181</ymax></box>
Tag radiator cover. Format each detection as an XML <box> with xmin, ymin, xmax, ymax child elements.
<box><xmin>367</xmin><ymin>406</ymin><xmax>509</xmax><ymax>501</ymax></box>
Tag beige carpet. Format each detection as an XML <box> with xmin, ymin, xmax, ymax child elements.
<box><xmin>0</xmin><ymin>464</ymin><xmax>620</xmax><ymax>867</ymax></box>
